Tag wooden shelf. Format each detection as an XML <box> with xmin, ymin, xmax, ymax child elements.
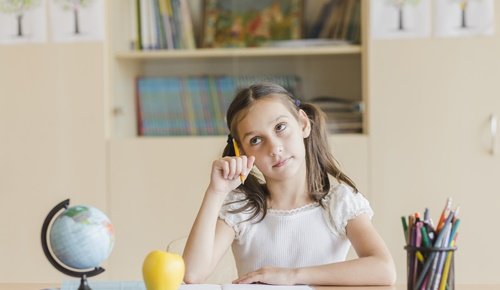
<box><xmin>115</xmin><ymin>45</ymin><xmax>362</xmax><ymax>60</ymax></box>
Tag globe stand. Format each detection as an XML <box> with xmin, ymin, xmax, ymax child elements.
<box><xmin>78</xmin><ymin>275</ymin><xmax>91</xmax><ymax>290</ymax></box>
<box><xmin>41</xmin><ymin>199</ymin><xmax>105</xmax><ymax>290</ymax></box>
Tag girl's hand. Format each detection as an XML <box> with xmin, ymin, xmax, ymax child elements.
<box><xmin>207</xmin><ymin>155</ymin><xmax>255</xmax><ymax>196</ymax></box>
<box><xmin>233</xmin><ymin>266</ymin><xmax>297</xmax><ymax>285</ymax></box>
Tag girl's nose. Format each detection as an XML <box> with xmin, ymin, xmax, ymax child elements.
<box><xmin>270</xmin><ymin>143</ymin><xmax>283</xmax><ymax>157</ymax></box>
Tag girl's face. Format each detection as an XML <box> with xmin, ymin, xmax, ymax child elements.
<box><xmin>236</xmin><ymin>96</ymin><xmax>311</xmax><ymax>182</ymax></box>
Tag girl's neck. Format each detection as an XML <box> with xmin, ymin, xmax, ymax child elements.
<box><xmin>266</xmin><ymin>178</ymin><xmax>313</xmax><ymax>210</ymax></box>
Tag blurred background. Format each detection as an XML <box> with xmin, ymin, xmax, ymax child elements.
<box><xmin>1</xmin><ymin>0</ymin><xmax>499</xmax><ymax>285</ymax></box>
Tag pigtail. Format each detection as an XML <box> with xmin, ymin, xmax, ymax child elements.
<box><xmin>222</xmin><ymin>135</ymin><xmax>236</xmax><ymax>157</ymax></box>
<box><xmin>301</xmin><ymin>102</ymin><xmax>358</xmax><ymax>203</ymax></box>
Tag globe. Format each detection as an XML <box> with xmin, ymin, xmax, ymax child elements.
<box><xmin>41</xmin><ymin>199</ymin><xmax>115</xmax><ymax>290</ymax></box>
<box><xmin>50</xmin><ymin>204</ymin><xmax>115</xmax><ymax>269</ymax></box>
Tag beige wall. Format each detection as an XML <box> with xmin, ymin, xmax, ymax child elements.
<box><xmin>0</xmin><ymin>43</ymin><xmax>106</xmax><ymax>282</ymax></box>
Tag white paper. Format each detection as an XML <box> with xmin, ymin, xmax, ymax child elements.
<box><xmin>0</xmin><ymin>0</ymin><xmax>47</xmax><ymax>44</ymax></box>
<box><xmin>371</xmin><ymin>0</ymin><xmax>431</xmax><ymax>39</ymax></box>
<box><xmin>48</xmin><ymin>0</ymin><xmax>104</xmax><ymax>42</ymax></box>
<box><xmin>61</xmin><ymin>281</ymin><xmax>312</xmax><ymax>290</ymax></box>
<box><xmin>221</xmin><ymin>285</ymin><xmax>312</xmax><ymax>290</ymax></box>
<box><xmin>181</xmin><ymin>285</ymin><xmax>312</xmax><ymax>290</ymax></box>
<box><xmin>434</xmin><ymin>0</ymin><xmax>494</xmax><ymax>37</ymax></box>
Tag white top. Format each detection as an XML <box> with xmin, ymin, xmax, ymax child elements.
<box><xmin>218</xmin><ymin>184</ymin><xmax>374</xmax><ymax>276</ymax></box>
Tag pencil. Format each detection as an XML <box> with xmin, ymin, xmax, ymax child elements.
<box><xmin>439</xmin><ymin>239</ymin><xmax>456</xmax><ymax>290</ymax></box>
<box><xmin>232</xmin><ymin>138</ymin><xmax>244</xmax><ymax>183</ymax></box>
<box><xmin>437</xmin><ymin>198</ymin><xmax>452</xmax><ymax>232</ymax></box>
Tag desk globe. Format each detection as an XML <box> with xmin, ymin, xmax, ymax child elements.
<box><xmin>41</xmin><ymin>199</ymin><xmax>115</xmax><ymax>290</ymax></box>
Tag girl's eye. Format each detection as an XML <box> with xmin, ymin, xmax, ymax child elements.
<box><xmin>249</xmin><ymin>137</ymin><xmax>261</xmax><ymax>146</ymax></box>
<box><xmin>276</xmin><ymin>122</ymin><xmax>287</xmax><ymax>132</ymax></box>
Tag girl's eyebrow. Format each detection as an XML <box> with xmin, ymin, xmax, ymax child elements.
<box><xmin>241</xmin><ymin>115</ymin><xmax>289</xmax><ymax>141</ymax></box>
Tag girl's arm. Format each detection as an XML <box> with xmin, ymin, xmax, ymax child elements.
<box><xmin>234</xmin><ymin>213</ymin><xmax>396</xmax><ymax>286</ymax></box>
<box><xmin>183</xmin><ymin>156</ymin><xmax>255</xmax><ymax>283</ymax></box>
<box><xmin>182</xmin><ymin>191</ymin><xmax>235</xmax><ymax>283</ymax></box>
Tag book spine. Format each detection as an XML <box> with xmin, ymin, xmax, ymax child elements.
<box><xmin>179</xmin><ymin>0</ymin><xmax>196</xmax><ymax>49</ymax></box>
<box><xmin>149</xmin><ymin>0</ymin><xmax>160</xmax><ymax>49</ymax></box>
<box><xmin>153</xmin><ymin>0</ymin><xmax>167</xmax><ymax>49</ymax></box>
<box><xmin>135</xmin><ymin>77</ymin><xmax>144</xmax><ymax>135</ymax></box>
<box><xmin>171</xmin><ymin>0</ymin><xmax>183</xmax><ymax>49</ymax></box>
<box><xmin>158</xmin><ymin>0</ymin><xmax>174</xmax><ymax>49</ymax></box>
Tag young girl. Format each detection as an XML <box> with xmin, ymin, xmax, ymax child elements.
<box><xmin>183</xmin><ymin>83</ymin><xmax>396</xmax><ymax>285</ymax></box>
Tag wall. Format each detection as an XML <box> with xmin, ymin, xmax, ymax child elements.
<box><xmin>0</xmin><ymin>43</ymin><xmax>106</xmax><ymax>282</ymax></box>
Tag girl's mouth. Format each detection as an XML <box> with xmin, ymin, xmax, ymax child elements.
<box><xmin>273</xmin><ymin>157</ymin><xmax>291</xmax><ymax>168</ymax></box>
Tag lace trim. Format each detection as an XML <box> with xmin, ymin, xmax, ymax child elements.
<box><xmin>268</xmin><ymin>202</ymin><xmax>320</xmax><ymax>215</ymax></box>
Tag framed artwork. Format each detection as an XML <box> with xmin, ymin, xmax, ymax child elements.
<box><xmin>202</xmin><ymin>0</ymin><xmax>303</xmax><ymax>48</ymax></box>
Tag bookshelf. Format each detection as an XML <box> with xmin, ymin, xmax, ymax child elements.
<box><xmin>106</xmin><ymin>0</ymin><xmax>366</xmax><ymax>139</ymax></box>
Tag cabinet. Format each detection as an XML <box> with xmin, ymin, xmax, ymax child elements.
<box><xmin>104</xmin><ymin>0</ymin><xmax>370</xmax><ymax>279</ymax></box>
<box><xmin>368</xmin><ymin>10</ymin><xmax>500</xmax><ymax>284</ymax></box>
<box><xmin>0</xmin><ymin>44</ymin><xmax>106</xmax><ymax>282</ymax></box>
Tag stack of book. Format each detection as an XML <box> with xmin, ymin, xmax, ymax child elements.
<box><xmin>309</xmin><ymin>96</ymin><xmax>363</xmax><ymax>134</ymax></box>
<box><xmin>136</xmin><ymin>75</ymin><xmax>302</xmax><ymax>136</ymax></box>
<box><xmin>130</xmin><ymin>0</ymin><xmax>196</xmax><ymax>50</ymax></box>
<box><xmin>308</xmin><ymin>0</ymin><xmax>361</xmax><ymax>44</ymax></box>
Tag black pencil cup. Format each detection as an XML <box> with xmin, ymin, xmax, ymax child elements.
<box><xmin>404</xmin><ymin>246</ymin><xmax>457</xmax><ymax>290</ymax></box>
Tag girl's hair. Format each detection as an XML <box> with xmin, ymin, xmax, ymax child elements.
<box><xmin>222</xmin><ymin>83</ymin><xmax>357</xmax><ymax>222</ymax></box>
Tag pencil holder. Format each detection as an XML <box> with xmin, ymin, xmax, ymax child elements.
<box><xmin>404</xmin><ymin>245</ymin><xmax>457</xmax><ymax>290</ymax></box>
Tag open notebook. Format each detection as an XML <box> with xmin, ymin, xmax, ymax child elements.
<box><xmin>60</xmin><ymin>281</ymin><xmax>312</xmax><ymax>290</ymax></box>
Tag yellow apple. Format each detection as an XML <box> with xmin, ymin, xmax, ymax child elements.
<box><xmin>142</xmin><ymin>250</ymin><xmax>185</xmax><ymax>290</ymax></box>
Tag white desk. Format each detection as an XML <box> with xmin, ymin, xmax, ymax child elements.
<box><xmin>1</xmin><ymin>284</ymin><xmax>499</xmax><ymax>290</ymax></box>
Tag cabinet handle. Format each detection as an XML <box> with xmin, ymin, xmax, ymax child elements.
<box><xmin>491</xmin><ymin>114</ymin><xmax>497</xmax><ymax>155</ymax></box>
<box><xmin>113</xmin><ymin>107</ymin><xmax>125</xmax><ymax>116</ymax></box>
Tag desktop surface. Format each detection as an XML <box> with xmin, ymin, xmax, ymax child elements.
<box><xmin>1</xmin><ymin>284</ymin><xmax>500</xmax><ymax>290</ymax></box>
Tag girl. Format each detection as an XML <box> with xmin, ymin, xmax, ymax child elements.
<box><xmin>183</xmin><ymin>83</ymin><xmax>396</xmax><ymax>285</ymax></box>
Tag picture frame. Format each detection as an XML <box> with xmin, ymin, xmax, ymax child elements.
<box><xmin>202</xmin><ymin>0</ymin><xmax>304</xmax><ymax>48</ymax></box>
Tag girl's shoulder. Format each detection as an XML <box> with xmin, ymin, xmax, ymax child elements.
<box><xmin>218</xmin><ymin>190</ymin><xmax>254</xmax><ymax>239</ymax></box>
<box><xmin>321</xmin><ymin>184</ymin><xmax>374</xmax><ymax>237</ymax></box>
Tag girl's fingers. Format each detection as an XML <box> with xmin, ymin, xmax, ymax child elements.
<box><xmin>229</xmin><ymin>158</ymin><xmax>236</xmax><ymax>179</ymax></box>
<box><xmin>235</xmin><ymin>157</ymin><xmax>243</xmax><ymax>179</ymax></box>
<box><xmin>221</xmin><ymin>159</ymin><xmax>230</xmax><ymax>179</ymax></box>
<box><xmin>233</xmin><ymin>271</ymin><xmax>261</xmax><ymax>284</ymax></box>
<box><xmin>219</xmin><ymin>156</ymin><xmax>254</xmax><ymax>181</ymax></box>
<box><xmin>247</xmin><ymin>155</ymin><xmax>256</xmax><ymax>172</ymax></box>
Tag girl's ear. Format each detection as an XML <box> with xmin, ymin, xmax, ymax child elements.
<box><xmin>298</xmin><ymin>109</ymin><xmax>311</xmax><ymax>138</ymax></box>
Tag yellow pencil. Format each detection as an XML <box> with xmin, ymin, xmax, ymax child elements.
<box><xmin>232</xmin><ymin>138</ymin><xmax>244</xmax><ymax>183</ymax></box>
<box><xmin>439</xmin><ymin>240</ymin><xmax>456</xmax><ymax>290</ymax></box>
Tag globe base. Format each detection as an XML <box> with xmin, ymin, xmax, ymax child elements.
<box><xmin>78</xmin><ymin>275</ymin><xmax>92</xmax><ymax>290</ymax></box>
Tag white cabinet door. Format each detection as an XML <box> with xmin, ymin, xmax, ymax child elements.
<box><xmin>369</xmin><ymin>36</ymin><xmax>500</xmax><ymax>283</ymax></box>
<box><xmin>0</xmin><ymin>44</ymin><xmax>106</xmax><ymax>282</ymax></box>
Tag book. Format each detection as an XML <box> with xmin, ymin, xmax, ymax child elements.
<box><xmin>158</xmin><ymin>0</ymin><xmax>175</xmax><ymax>49</ymax></box>
<box><xmin>310</xmin><ymin>96</ymin><xmax>364</xmax><ymax>113</ymax></box>
<box><xmin>263</xmin><ymin>39</ymin><xmax>351</xmax><ymax>48</ymax></box>
<box><xmin>179</xmin><ymin>0</ymin><xmax>196</xmax><ymax>49</ymax></box>
<box><xmin>136</xmin><ymin>75</ymin><xmax>303</xmax><ymax>136</ymax></box>
<box><xmin>310</xmin><ymin>96</ymin><xmax>363</xmax><ymax>134</ymax></box>
<box><xmin>61</xmin><ymin>281</ymin><xmax>313</xmax><ymax>290</ymax></box>
<box><xmin>308</xmin><ymin>0</ymin><xmax>337</xmax><ymax>38</ymax></box>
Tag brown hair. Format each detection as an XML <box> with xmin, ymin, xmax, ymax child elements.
<box><xmin>222</xmin><ymin>83</ymin><xmax>357</xmax><ymax>222</ymax></box>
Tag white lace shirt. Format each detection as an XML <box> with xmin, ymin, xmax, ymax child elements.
<box><xmin>218</xmin><ymin>184</ymin><xmax>373</xmax><ymax>277</ymax></box>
